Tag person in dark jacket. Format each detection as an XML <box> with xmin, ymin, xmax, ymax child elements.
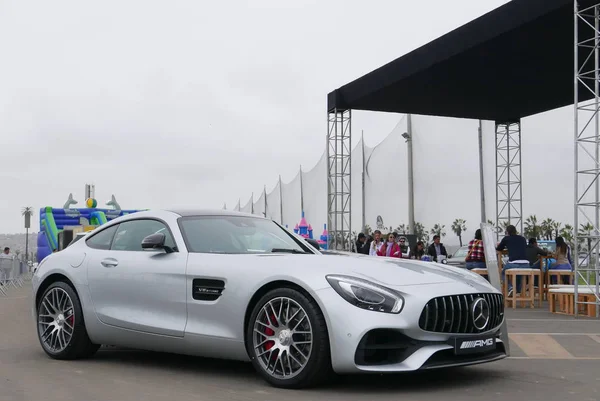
<box><xmin>354</xmin><ymin>233</ymin><xmax>371</xmax><ymax>255</ymax></box>
<box><xmin>427</xmin><ymin>235</ymin><xmax>448</xmax><ymax>262</ymax></box>
<box><xmin>526</xmin><ymin>238</ymin><xmax>548</xmax><ymax>269</ymax></box>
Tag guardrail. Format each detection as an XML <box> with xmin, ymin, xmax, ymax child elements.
<box><xmin>0</xmin><ymin>257</ymin><xmax>29</xmax><ymax>296</ymax></box>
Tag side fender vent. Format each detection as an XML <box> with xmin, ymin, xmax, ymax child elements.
<box><xmin>192</xmin><ymin>278</ymin><xmax>226</xmax><ymax>301</ymax></box>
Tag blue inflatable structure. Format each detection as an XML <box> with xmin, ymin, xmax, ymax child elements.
<box><xmin>37</xmin><ymin>190</ymin><xmax>142</xmax><ymax>262</ymax></box>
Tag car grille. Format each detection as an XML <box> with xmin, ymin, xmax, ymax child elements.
<box><xmin>418</xmin><ymin>293</ymin><xmax>504</xmax><ymax>334</ymax></box>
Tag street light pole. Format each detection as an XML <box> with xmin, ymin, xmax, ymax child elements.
<box><xmin>405</xmin><ymin>114</ymin><xmax>415</xmax><ymax>235</ymax></box>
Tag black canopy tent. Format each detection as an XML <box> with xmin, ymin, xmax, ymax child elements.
<box><xmin>328</xmin><ymin>0</ymin><xmax>590</xmax><ymax>121</ymax></box>
<box><xmin>326</xmin><ymin>0</ymin><xmax>600</xmax><ymax>314</ymax></box>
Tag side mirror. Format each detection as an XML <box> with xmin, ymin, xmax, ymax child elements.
<box><xmin>305</xmin><ymin>238</ymin><xmax>320</xmax><ymax>250</ymax></box>
<box><xmin>142</xmin><ymin>233</ymin><xmax>169</xmax><ymax>252</ymax></box>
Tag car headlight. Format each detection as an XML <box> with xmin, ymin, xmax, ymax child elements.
<box><xmin>326</xmin><ymin>274</ymin><xmax>404</xmax><ymax>314</ymax></box>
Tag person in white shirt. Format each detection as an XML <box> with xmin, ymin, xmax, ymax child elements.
<box><xmin>369</xmin><ymin>230</ymin><xmax>384</xmax><ymax>256</ymax></box>
<box><xmin>0</xmin><ymin>247</ymin><xmax>13</xmax><ymax>285</ymax></box>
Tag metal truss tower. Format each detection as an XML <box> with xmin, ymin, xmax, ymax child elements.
<box><xmin>574</xmin><ymin>0</ymin><xmax>600</xmax><ymax>317</ymax></box>
<box><xmin>495</xmin><ymin>121</ymin><xmax>523</xmax><ymax>238</ymax></box>
<box><xmin>327</xmin><ymin>108</ymin><xmax>352</xmax><ymax>250</ymax></box>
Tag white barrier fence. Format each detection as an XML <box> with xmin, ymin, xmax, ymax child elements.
<box><xmin>0</xmin><ymin>257</ymin><xmax>29</xmax><ymax>296</ymax></box>
<box><xmin>232</xmin><ymin>115</ymin><xmax>503</xmax><ymax>243</ymax></box>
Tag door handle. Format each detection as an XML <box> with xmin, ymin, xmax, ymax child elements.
<box><xmin>101</xmin><ymin>258</ymin><xmax>118</xmax><ymax>268</ymax></box>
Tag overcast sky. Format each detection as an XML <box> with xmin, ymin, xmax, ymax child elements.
<box><xmin>2</xmin><ymin>0</ymin><xmax>576</xmax><ymax>236</ymax></box>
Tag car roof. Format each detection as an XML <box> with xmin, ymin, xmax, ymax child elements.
<box><xmin>166</xmin><ymin>209</ymin><xmax>264</xmax><ymax>219</ymax></box>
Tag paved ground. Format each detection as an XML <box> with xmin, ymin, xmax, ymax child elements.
<box><xmin>1</xmin><ymin>284</ymin><xmax>600</xmax><ymax>401</ymax></box>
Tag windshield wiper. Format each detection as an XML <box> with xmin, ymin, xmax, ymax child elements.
<box><xmin>271</xmin><ymin>248</ymin><xmax>309</xmax><ymax>254</ymax></box>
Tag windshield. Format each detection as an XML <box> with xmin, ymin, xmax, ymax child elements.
<box><xmin>178</xmin><ymin>215</ymin><xmax>309</xmax><ymax>254</ymax></box>
<box><xmin>454</xmin><ymin>247</ymin><xmax>468</xmax><ymax>258</ymax></box>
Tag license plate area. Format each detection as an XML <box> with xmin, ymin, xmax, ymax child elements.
<box><xmin>453</xmin><ymin>336</ymin><xmax>496</xmax><ymax>355</ymax></box>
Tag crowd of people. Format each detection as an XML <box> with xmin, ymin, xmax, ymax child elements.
<box><xmin>353</xmin><ymin>230</ymin><xmax>448</xmax><ymax>262</ymax></box>
<box><xmin>353</xmin><ymin>225</ymin><xmax>573</xmax><ymax>295</ymax></box>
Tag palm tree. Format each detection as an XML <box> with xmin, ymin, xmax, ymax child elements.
<box><xmin>413</xmin><ymin>222</ymin><xmax>428</xmax><ymax>244</ymax></box>
<box><xmin>560</xmin><ymin>224</ymin><xmax>574</xmax><ymax>246</ymax></box>
<box><xmin>430</xmin><ymin>224</ymin><xmax>446</xmax><ymax>239</ymax></box>
<box><xmin>486</xmin><ymin>219</ymin><xmax>503</xmax><ymax>236</ymax></box>
<box><xmin>395</xmin><ymin>224</ymin><xmax>408</xmax><ymax>235</ymax></box>
<box><xmin>541</xmin><ymin>218</ymin><xmax>555</xmax><ymax>240</ymax></box>
<box><xmin>578</xmin><ymin>223</ymin><xmax>594</xmax><ymax>253</ymax></box>
<box><xmin>451</xmin><ymin>219</ymin><xmax>467</xmax><ymax>246</ymax></box>
<box><xmin>524</xmin><ymin>215</ymin><xmax>541</xmax><ymax>239</ymax></box>
<box><xmin>21</xmin><ymin>207</ymin><xmax>34</xmax><ymax>262</ymax></box>
<box><xmin>552</xmin><ymin>221</ymin><xmax>562</xmax><ymax>239</ymax></box>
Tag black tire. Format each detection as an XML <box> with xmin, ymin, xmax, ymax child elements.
<box><xmin>36</xmin><ymin>281</ymin><xmax>100</xmax><ymax>360</ymax></box>
<box><xmin>245</xmin><ymin>287</ymin><xmax>332</xmax><ymax>389</ymax></box>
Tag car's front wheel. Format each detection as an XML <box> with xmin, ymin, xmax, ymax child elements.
<box><xmin>246</xmin><ymin>287</ymin><xmax>332</xmax><ymax>389</ymax></box>
<box><xmin>36</xmin><ymin>281</ymin><xmax>100</xmax><ymax>359</ymax></box>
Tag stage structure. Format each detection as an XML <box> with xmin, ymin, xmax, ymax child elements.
<box><xmin>325</xmin><ymin>0</ymin><xmax>600</xmax><ymax>314</ymax></box>
<box><xmin>327</xmin><ymin>108</ymin><xmax>352</xmax><ymax>250</ymax></box>
<box><xmin>495</xmin><ymin>121</ymin><xmax>523</xmax><ymax>237</ymax></box>
<box><xmin>575</xmin><ymin>1</ymin><xmax>600</xmax><ymax>316</ymax></box>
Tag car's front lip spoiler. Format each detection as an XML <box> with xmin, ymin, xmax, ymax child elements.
<box><xmin>419</xmin><ymin>350</ymin><xmax>507</xmax><ymax>370</ymax></box>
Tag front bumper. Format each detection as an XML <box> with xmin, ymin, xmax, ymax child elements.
<box><xmin>316</xmin><ymin>283</ymin><xmax>507</xmax><ymax>374</ymax></box>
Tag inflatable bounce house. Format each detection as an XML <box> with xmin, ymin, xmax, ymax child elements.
<box><xmin>37</xmin><ymin>184</ymin><xmax>142</xmax><ymax>262</ymax></box>
<box><xmin>291</xmin><ymin>211</ymin><xmax>328</xmax><ymax>250</ymax></box>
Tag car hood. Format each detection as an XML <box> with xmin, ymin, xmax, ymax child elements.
<box><xmin>275</xmin><ymin>252</ymin><xmax>493</xmax><ymax>289</ymax></box>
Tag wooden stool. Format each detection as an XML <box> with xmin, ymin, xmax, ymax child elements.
<box><xmin>548</xmin><ymin>288</ymin><xmax>574</xmax><ymax>314</ymax></box>
<box><xmin>471</xmin><ymin>268</ymin><xmax>489</xmax><ymax>281</ymax></box>
<box><xmin>546</xmin><ymin>270</ymin><xmax>574</xmax><ymax>289</ymax></box>
<box><xmin>504</xmin><ymin>269</ymin><xmax>542</xmax><ymax>308</ymax></box>
<box><xmin>579</xmin><ymin>293</ymin><xmax>599</xmax><ymax>317</ymax></box>
<box><xmin>548</xmin><ymin>286</ymin><xmax>599</xmax><ymax>316</ymax></box>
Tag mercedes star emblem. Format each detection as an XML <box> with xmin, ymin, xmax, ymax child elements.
<box><xmin>471</xmin><ymin>297</ymin><xmax>490</xmax><ymax>330</ymax></box>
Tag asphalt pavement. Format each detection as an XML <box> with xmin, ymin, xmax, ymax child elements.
<box><xmin>1</xmin><ymin>284</ymin><xmax>599</xmax><ymax>401</ymax></box>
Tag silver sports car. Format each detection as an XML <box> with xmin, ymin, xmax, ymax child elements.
<box><xmin>32</xmin><ymin>210</ymin><xmax>507</xmax><ymax>389</ymax></box>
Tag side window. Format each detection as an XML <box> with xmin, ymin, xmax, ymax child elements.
<box><xmin>85</xmin><ymin>224</ymin><xmax>119</xmax><ymax>250</ymax></box>
<box><xmin>110</xmin><ymin>219</ymin><xmax>176</xmax><ymax>252</ymax></box>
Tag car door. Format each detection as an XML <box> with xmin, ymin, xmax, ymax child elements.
<box><xmin>86</xmin><ymin>218</ymin><xmax>187</xmax><ymax>337</ymax></box>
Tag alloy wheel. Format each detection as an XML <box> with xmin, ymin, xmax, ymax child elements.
<box><xmin>38</xmin><ymin>287</ymin><xmax>75</xmax><ymax>353</ymax></box>
<box><xmin>252</xmin><ymin>297</ymin><xmax>313</xmax><ymax>379</ymax></box>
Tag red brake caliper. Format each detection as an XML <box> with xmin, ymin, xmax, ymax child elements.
<box><xmin>263</xmin><ymin>313</ymin><xmax>278</xmax><ymax>356</ymax></box>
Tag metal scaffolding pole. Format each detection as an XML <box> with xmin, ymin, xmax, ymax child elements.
<box><xmin>574</xmin><ymin>0</ymin><xmax>600</xmax><ymax>317</ymax></box>
<box><xmin>495</xmin><ymin>121</ymin><xmax>523</xmax><ymax>238</ymax></box>
<box><xmin>478</xmin><ymin>120</ymin><xmax>487</xmax><ymax>223</ymax></box>
<box><xmin>327</xmin><ymin>108</ymin><xmax>352</xmax><ymax>250</ymax></box>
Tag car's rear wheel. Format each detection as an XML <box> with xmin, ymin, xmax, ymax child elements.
<box><xmin>36</xmin><ymin>281</ymin><xmax>99</xmax><ymax>359</ymax></box>
<box><xmin>246</xmin><ymin>287</ymin><xmax>332</xmax><ymax>389</ymax></box>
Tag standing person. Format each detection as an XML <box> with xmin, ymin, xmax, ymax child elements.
<box><xmin>354</xmin><ymin>233</ymin><xmax>370</xmax><ymax>255</ymax></box>
<box><xmin>377</xmin><ymin>233</ymin><xmax>401</xmax><ymax>258</ymax></box>
<box><xmin>427</xmin><ymin>235</ymin><xmax>448</xmax><ymax>262</ymax></box>
<box><xmin>496</xmin><ymin>225</ymin><xmax>529</xmax><ymax>294</ymax></box>
<box><xmin>465</xmin><ymin>229</ymin><xmax>486</xmax><ymax>270</ymax></box>
<box><xmin>369</xmin><ymin>230</ymin><xmax>384</xmax><ymax>256</ymax></box>
<box><xmin>0</xmin><ymin>247</ymin><xmax>12</xmax><ymax>286</ymax></box>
